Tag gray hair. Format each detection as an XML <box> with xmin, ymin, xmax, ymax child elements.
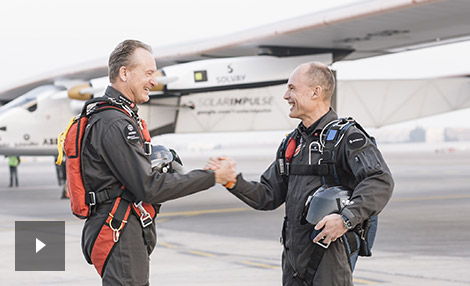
<box><xmin>305</xmin><ymin>62</ymin><xmax>336</xmax><ymax>100</ymax></box>
<box><xmin>108</xmin><ymin>39</ymin><xmax>153</xmax><ymax>83</ymax></box>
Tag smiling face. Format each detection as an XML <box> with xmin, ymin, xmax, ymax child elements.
<box><xmin>283</xmin><ymin>65</ymin><xmax>315</xmax><ymax>122</ymax></box>
<box><xmin>283</xmin><ymin>63</ymin><xmax>331</xmax><ymax>127</ymax></box>
<box><xmin>118</xmin><ymin>48</ymin><xmax>157</xmax><ymax>104</ymax></box>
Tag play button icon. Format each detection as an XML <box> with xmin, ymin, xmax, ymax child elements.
<box><xmin>36</xmin><ymin>238</ymin><xmax>46</xmax><ymax>253</ymax></box>
<box><xmin>15</xmin><ymin>221</ymin><xmax>65</xmax><ymax>271</ymax></box>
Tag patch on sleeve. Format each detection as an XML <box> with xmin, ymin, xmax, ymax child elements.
<box><xmin>124</xmin><ymin>124</ymin><xmax>140</xmax><ymax>143</ymax></box>
<box><xmin>347</xmin><ymin>132</ymin><xmax>366</xmax><ymax>149</ymax></box>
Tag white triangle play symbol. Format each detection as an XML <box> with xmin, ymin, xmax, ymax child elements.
<box><xmin>36</xmin><ymin>238</ymin><xmax>46</xmax><ymax>253</ymax></box>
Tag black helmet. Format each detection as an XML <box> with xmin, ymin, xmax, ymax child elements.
<box><xmin>150</xmin><ymin>145</ymin><xmax>184</xmax><ymax>174</ymax></box>
<box><xmin>304</xmin><ymin>185</ymin><xmax>352</xmax><ymax>225</ymax></box>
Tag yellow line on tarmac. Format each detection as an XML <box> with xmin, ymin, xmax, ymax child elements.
<box><xmin>158</xmin><ymin>242</ymin><xmax>216</xmax><ymax>257</ymax></box>
<box><xmin>240</xmin><ymin>260</ymin><xmax>279</xmax><ymax>269</ymax></box>
<box><xmin>353</xmin><ymin>278</ymin><xmax>377</xmax><ymax>284</ymax></box>
<box><xmin>158</xmin><ymin>242</ymin><xmax>178</xmax><ymax>248</ymax></box>
<box><xmin>187</xmin><ymin>250</ymin><xmax>216</xmax><ymax>257</ymax></box>
<box><xmin>391</xmin><ymin>194</ymin><xmax>470</xmax><ymax>202</ymax></box>
<box><xmin>158</xmin><ymin>207</ymin><xmax>250</xmax><ymax>217</ymax></box>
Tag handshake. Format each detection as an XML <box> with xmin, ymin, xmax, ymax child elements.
<box><xmin>205</xmin><ymin>156</ymin><xmax>238</xmax><ymax>188</ymax></box>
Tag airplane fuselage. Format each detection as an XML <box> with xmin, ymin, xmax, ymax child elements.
<box><xmin>0</xmin><ymin>54</ymin><xmax>332</xmax><ymax>157</ymax></box>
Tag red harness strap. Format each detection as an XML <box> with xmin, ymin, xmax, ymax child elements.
<box><xmin>140</xmin><ymin>119</ymin><xmax>151</xmax><ymax>142</ymax></box>
<box><xmin>91</xmin><ymin>197</ymin><xmax>132</xmax><ymax>276</ymax></box>
<box><xmin>132</xmin><ymin>201</ymin><xmax>157</xmax><ymax>227</ymax></box>
<box><xmin>90</xmin><ymin>198</ymin><xmax>158</xmax><ymax>277</ymax></box>
<box><xmin>285</xmin><ymin>136</ymin><xmax>297</xmax><ymax>162</ymax></box>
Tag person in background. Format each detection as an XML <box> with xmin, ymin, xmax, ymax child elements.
<box><xmin>8</xmin><ymin>155</ymin><xmax>20</xmax><ymax>187</ymax></box>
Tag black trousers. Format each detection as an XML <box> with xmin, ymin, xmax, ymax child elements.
<box><xmin>9</xmin><ymin>166</ymin><xmax>18</xmax><ymax>187</ymax></box>
<box><xmin>281</xmin><ymin>239</ymin><xmax>353</xmax><ymax>286</ymax></box>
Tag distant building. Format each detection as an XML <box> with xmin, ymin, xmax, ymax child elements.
<box><xmin>409</xmin><ymin>126</ymin><xmax>426</xmax><ymax>142</ymax></box>
<box><xmin>426</xmin><ymin>128</ymin><xmax>445</xmax><ymax>143</ymax></box>
<box><xmin>445</xmin><ymin>128</ymin><xmax>470</xmax><ymax>142</ymax></box>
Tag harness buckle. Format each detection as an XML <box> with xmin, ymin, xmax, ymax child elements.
<box><xmin>112</xmin><ymin>229</ymin><xmax>120</xmax><ymax>242</ymax></box>
<box><xmin>358</xmin><ymin>228</ymin><xmax>366</xmax><ymax>240</ymax></box>
<box><xmin>134</xmin><ymin>201</ymin><xmax>153</xmax><ymax>228</ymax></box>
<box><xmin>144</xmin><ymin>142</ymin><xmax>152</xmax><ymax>156</ymax></box>
<box><xmin>308</xmin><ymin>141</ymin><xmax>323</xmax><ymax>165</ymax></box>
<box><xmin>278</xmin><ymin>159</ymin><xmax>285</xmax><ymax>175</ymax></box>
<box><xmin>140</xmin><ymin>213</ymin><xmax>153</xmax><ymax>228</ymax></box>
<box><xmin>109</xmin><ymin>215</ymin><xmax>127</xmax><ymax>242</ymax></box>
<box><xmin>89</xmin><ymin>192</ymin><xmax>96</xmax><ymax>206</ymax></box>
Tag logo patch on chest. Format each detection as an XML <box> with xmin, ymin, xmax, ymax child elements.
<box><xmin>124</xmin><ymin>124</ymin><xmax>140</xmax><ymax>143</ymax></box>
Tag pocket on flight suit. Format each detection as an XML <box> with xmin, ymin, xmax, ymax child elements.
<box><xmin>351</xmin><ymin>148</ymin><xmax>383</xmax><ymax>180</ymax></box>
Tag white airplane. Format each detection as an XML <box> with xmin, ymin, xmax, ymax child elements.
<box><xmin>1</xmin><ymin>0</ymin><xmax>470</xmax><ymax>160</ymax></box>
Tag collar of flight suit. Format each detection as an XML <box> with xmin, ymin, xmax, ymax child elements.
<box><xmin>297</xmin><ymin>108</ymin><xmax>338</xmax><ymax>140</ymax></box>
<box><xmin>104</xmin><ymin>86</ymin><xmax>140</xmax><ymax>114</ymax></box>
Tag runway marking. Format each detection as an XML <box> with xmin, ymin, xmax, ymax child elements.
<box><xmin>391</xmin><ymin>194</ymin><xmax>470</xmax><ymax>202</ymax></box>
<box><xmin>158</xmin><ymin>207</ymin><xmax>250</xmax><ymax>217</ymax></box>
<box><xmin>159</xmin><ymin>243</ymin><xmax>217</xmax><ymax>257</ymax></box>
<box><xmin>240</xmin><ymin>260</ymin><xmax>279</xmax><ymax>269</ymax></box>
<box><xmin>158</xmin><ymin>242</ymin><xmax>178</xmax><ymax>248</ymax></box>
<box><xmin>186</xmin><ymin>250</ymin><xmax>216</xmax><ymax>257</ymax></box>
<box><xmin>160</xmin><ymin>241</ymin><xmax>381</xmax><ymax>284</ymax></box>
<box><xmin>353</xmin><ymin>277</ymin><xmax>379</xmax><ymax>284</ymax></box>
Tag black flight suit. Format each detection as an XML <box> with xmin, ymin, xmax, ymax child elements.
<box><xmin>228</xmin><ymin>109</ymin><xmax>394</xmax><ymax>286</ymax></box>
<box><xmin>81</xmin><ymin>86</ymin><xmax>215</xmax><ymax>285</ymax></box>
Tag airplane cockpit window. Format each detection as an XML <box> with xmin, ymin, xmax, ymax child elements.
<box><xmin>0</xmin><ymin>85</ymin><xmax>65</xmax><ymax>116</ymax></box>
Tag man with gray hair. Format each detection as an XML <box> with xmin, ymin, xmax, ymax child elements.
<box><xmin>208</xmin><ymin>62</ymin><xmax>393</xmax><ymax>285</ymax></box>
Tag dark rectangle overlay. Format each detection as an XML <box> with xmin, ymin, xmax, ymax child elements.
<box><xmin>15</xmin><ymin>221</ymin><xmax>65</xmax><ymax>271</ymax></box>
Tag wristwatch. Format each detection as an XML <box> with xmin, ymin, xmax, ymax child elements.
<box><xmin>341</xmin><ymin>215</ymin><xmax>353</xmax><ymax>230</ymax></box>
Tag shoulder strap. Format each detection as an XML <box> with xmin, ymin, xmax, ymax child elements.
<box><xmin>90</xmin><ymin>100</ymin><xmax>151</xmax><ymax>154</ymax></box>
<box><xmin>320</xmin><ymin>117</ymin><xmax>356</xmax><ymax>185</ymax></box>
<box><xmin>277</xmin><ymin>130</ymin><xmax>298</xmax><ymax>176</ymax></box>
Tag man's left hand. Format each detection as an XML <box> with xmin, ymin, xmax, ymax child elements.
<box><xmin>312</xmin><ymin>213</ymin><xmax>348</xmax><ymax>245</ymax></box>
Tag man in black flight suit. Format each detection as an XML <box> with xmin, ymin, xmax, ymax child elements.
<box><xmin>208</xmin><ymin>62</ymin><xmax>394</xmax><ymax>286</ymax></box>
<box><xmin>81</xmin><ymin>39</ymin><xmax>236</xmax><ymax>286</ymax></box>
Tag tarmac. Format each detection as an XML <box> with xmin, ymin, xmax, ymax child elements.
<box><xmin>0</xmin><ymin>148</ymin><xmax>469</xmax><ymax>285</ymax></box>
<box><xmin>1</xmin><ymin>207</ymin><xmax>469</xmax><ymax>286</ymax></box>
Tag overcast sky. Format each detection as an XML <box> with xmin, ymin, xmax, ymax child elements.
<box><xmin>2</xmin><ymin>0</ymin><xmax>470</xmax><ymax>86</ymax></box>
<box><xmin>1</xmin><ymin>0</ymin><xmax>469</xmax><ymax>127</ymax></box>
<box><xmin>0</xmin><ymin>0</ymin><xmax>361</xmax><ymax>89</ymax></box>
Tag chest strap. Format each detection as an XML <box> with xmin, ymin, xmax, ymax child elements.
<box><xmin>86</xmin><ymin>188</ymin><xmax>126</xmax><ymax>206</ymax></box>
<box><xmin>287</xmin><ymin>163</ymin><xmax>330</xmax><ymax>176</ymax></box>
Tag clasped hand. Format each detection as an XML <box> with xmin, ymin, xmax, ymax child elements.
<box><xmin>205</xmin><ymin>156</ymin><xmax>237</xmax><ymax>186</ymax></box>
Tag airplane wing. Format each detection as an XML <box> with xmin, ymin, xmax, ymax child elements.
<box><xmin>154</xmin><ymin>0</ymin><xmax>470</xmax><ymax>63</ymax></box>
<box><xmin>1</xmin><ymin>0</ymin><xmax>469</xmax><ymax>103</ymax></box>
<box><xmin>337</xmin><ymin>76</ymin><xmax>470</xmax><ymax>127</ymax></box>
